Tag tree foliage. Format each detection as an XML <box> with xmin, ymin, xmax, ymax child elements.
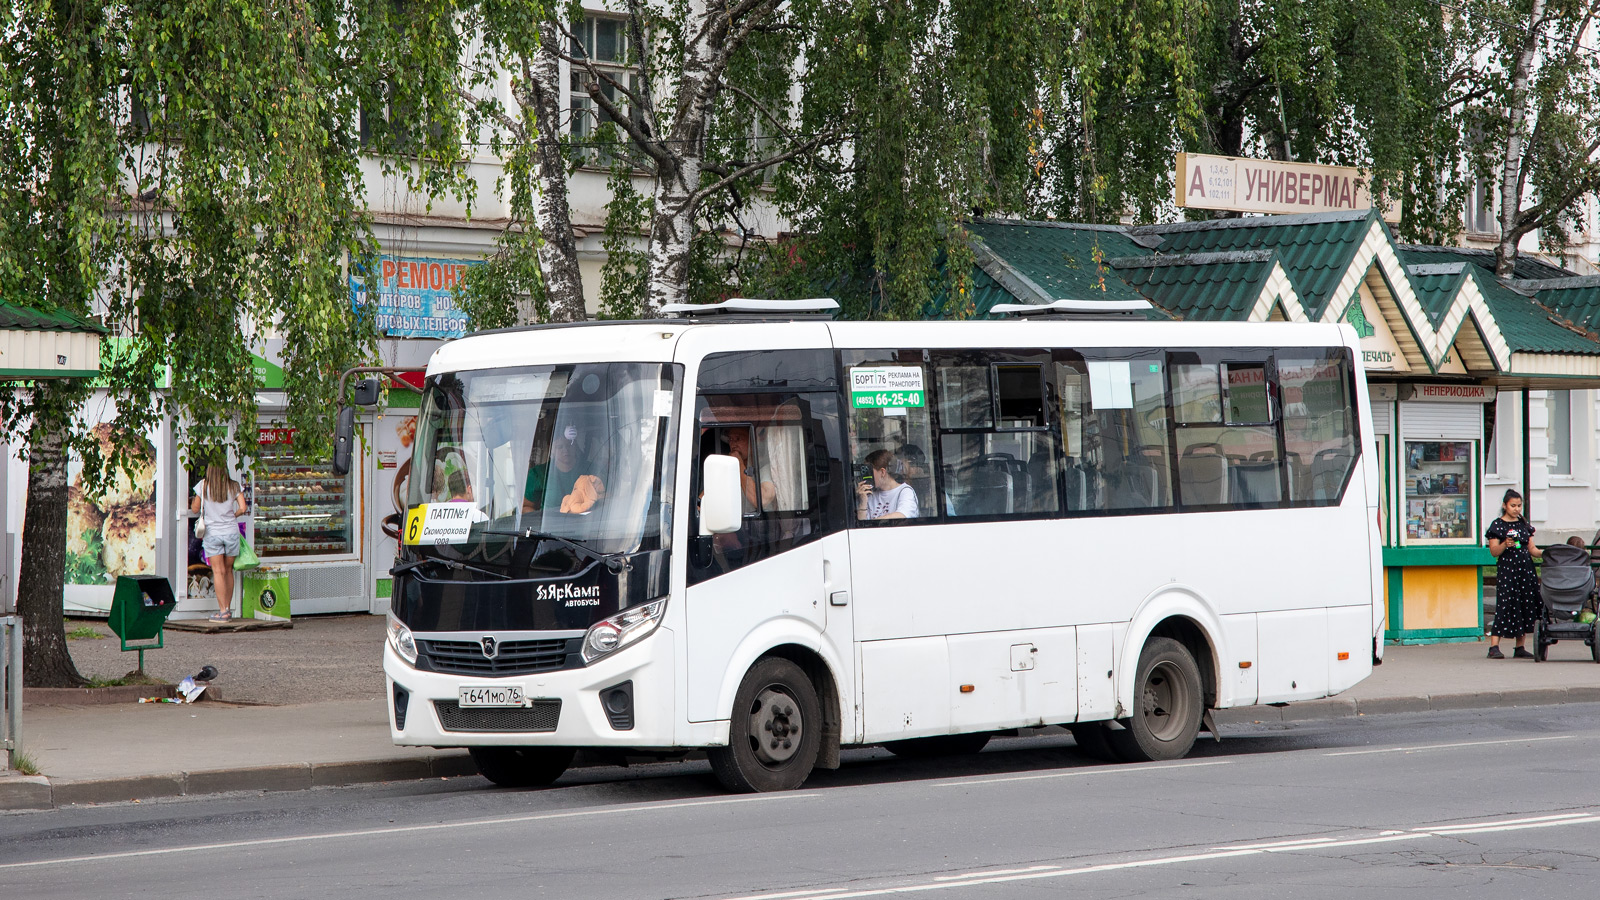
<box><xmin>0</xmin><ymin>0</ymin><xmax>461</xmax><ymax>683</ymax></box>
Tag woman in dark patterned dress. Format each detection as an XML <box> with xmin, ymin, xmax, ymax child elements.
<box><xmin>1486</xmin><ymin>489</ymin><xmax>1543</xmax><ymax>659</ymax></box>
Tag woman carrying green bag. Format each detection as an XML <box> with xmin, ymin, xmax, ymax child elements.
<box><xmin>191</xmin><ymin>463</ymin><xmax>248</xmax><ymax>622</ymax></box>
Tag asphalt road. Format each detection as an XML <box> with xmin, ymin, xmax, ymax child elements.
<box><xmin>6</xmin><ymin>706</ymin><xmax>1600</xmax><ymax>899</ymax></box>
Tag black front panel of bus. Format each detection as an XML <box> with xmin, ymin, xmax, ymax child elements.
<box><xmin>394</xmin><ymin>549</ymin><xmax>669</xmax><ymax>632</ymax></box>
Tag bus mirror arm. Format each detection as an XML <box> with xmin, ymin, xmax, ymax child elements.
<box><xmin>700</xmin><ymin>455</ymin><xmax>743</xmax><ymax>535</ymax></box>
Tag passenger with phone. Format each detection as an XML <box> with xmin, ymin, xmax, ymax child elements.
<box><xmin>856</xmin><ymin>449</ymin><xmax>919</xmax><ymax>521</ymax></box>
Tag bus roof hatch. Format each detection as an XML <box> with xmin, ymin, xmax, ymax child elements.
<box><xmin>660</xmin><ymin>298</ymin><xmax>840</xmax><ymax>319</ymax></box>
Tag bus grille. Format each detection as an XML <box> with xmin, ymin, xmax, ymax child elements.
<box><xmin>419</xmin><ymin>638</ymin><xmax>574</xmax><ymax>676</ymax></box>
<box><xmin>433</xmin><ymin>699</ymin><xmax>562</xmax><ymax>733</ymax></box>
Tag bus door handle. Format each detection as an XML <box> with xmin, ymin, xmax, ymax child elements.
<box><xmin>829</xmin><ymin>591</ymin><xmax>849</xmax><ymax>607</ymax></box>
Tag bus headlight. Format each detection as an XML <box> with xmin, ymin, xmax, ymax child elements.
<box><xmin>387</xmin><ymin>612</ymin><xmax>418</xmax><ymax>665</ymax></box>
<box><xmin>583</xmin><ymin>599</ymin><xmax>667</xmax><ymax>664</ymax></box>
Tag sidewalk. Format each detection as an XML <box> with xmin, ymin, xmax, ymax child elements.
<box><xmin>6</xmin><ymin>618</ymin><xmax>1600</xmax><ymax>811</ymax></box>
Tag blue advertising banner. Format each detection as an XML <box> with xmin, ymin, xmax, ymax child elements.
<box><xmin>350</xmin><ymin>255</ymin><xmax>482</xmax><ymax>339</ymax></box>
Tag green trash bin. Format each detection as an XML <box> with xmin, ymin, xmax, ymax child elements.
<box><xmin>241</xmin><ymin>568</ymin><xmax>290</xmax><ymax>621</ymax></box>
<box><xmin>108</xmin><ymin>575</ymin><xmax>177</xmax><ymax>671</ymax></box>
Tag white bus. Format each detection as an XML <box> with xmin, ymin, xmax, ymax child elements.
<box><xmin>368</xmin><ymin>299</ymin><xmax>1383</xmax><ymax>792</ymax></box>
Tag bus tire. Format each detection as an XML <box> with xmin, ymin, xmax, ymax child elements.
<box><xmin>1106</xmin><ymin>637</ymin><xmax>1203</xmax><ymax>763</ymax></box>
<box><xmin>469</xmin><ymin>746</ymin><xmax>576</xmax><ymax>788</ymax></box>
<box><xmin>709</xmin><ymin>657</ymin><xmax>822</xmax><ymax>793</ymax></box>
<box><xmin>1069</xmin><ymin>722</ymin><xmax>1124</xmax><ymax>763</ymax></box>
<box><xmin>882</xmin><ymin>733</ymin><xmax>991</xmax><ymax>758</ymax></box>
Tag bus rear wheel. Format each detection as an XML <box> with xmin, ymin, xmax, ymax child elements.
<box><xmin>469</xmin><ymin>746</ymin><xmax>576</xmax><ymax>788</ymax></box>
<box><xmin>882</xmin><ymin>733</ymin><xmax>991</xmax><ymax>758</ymax></box>
<box><xmin>709</xmin><ymin>657</ymin><xmax>822</xmax><ymax>792</ymax></box>
<box><xmin>1106</xmin><ymin>637</ymin><xmax>1203</xmax><ymax>763</ymax></box>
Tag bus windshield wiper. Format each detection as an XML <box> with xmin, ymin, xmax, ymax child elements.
<box><xmin>390</xmin><ymin>556</ymin><xmax>511</xmax><ymax>581</ymax></box>
<box><xmin>480</xmin><ymin>528</ymin><xmax>633</xmax><ymax>573</ymax></box>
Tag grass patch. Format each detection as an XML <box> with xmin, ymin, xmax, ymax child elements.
<box><xmin>9</xmin><ymin>750</ymin><xmax>41</xmax><ymax>776</ymax></box>
<box><xmin>66</xmin><ymin>626</ymin><xmax>106</xmax><ymax>641</ymax></box>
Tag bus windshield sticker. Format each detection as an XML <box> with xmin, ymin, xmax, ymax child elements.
<box><xmin>405</xmin><ymin>502</ymin><xmax>481</xmax><ymax>545</ymax></box>
<box><xmin>849</xmin><ymin>366</ymin><xmax>925</xmax><ymax>409</ymax></box>
<box><xmin>653</xmin><ymin>389</ymin><xmax>674</xmax><ymax>417</ymax></box>
<box><xmin>1087</xmin><ymin>361</ymin><xmax>1133</xmax><ymax>409</ymax></box>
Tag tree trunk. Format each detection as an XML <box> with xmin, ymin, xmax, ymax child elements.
<box><xmin>1495</xmin><ymin>0</ymin><xmax>1545</xmax><ymax>276</ymax></box>
<box><xmin>17</xmin><ymin>399</ymin><xmax>85</xmax><ymax>688</ymax></box>
<box><xmin>642</xmin><ymin>0</ymin><xmax>722</xmax><ymax>315</ymax></box>
<box><xmin>645</xmin><ymin>164</ymin><xmax>699</xmax><ymax>312</ymax></box>
<box><xmin>525</xmin><ymin>20</ymin><xmax>587</xmax><ymax>324</ymax></box>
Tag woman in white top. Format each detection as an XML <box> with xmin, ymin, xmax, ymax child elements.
<box><xmin>190</xmin><ymin>464</ymin><xmax>247</xmax><ymax>622</ymax></box>
<box><xmin>855</xmin><ymin>449</ymin><xmax>919</xmax><ymax>521</ymax></box>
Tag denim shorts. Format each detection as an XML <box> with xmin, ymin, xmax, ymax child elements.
<box><xmin>202</xmin><ymin>530</ymin><xmax>240</xmax><ymax>559</ymax></box>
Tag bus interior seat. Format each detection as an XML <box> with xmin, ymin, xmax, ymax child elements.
<box><xmin>966</xmin><ymin>459</ymin><xmax>1015</xmax><ymax>515</ymax></box>
<box><xmin>1229</xmin><ymin>459</ymin><xmax>1282</xmax><ymax>505</ymax></box>
<box><xmin>1178</xmin><ymin>447</ymin><xmax>1229</xmax><ymax>505</ymax></box>
<box><xmin>1061</xmin><ymin>464</ymin><xmax>1088</xmax><ymax>511</ymax></box>
<box><xmin>1311</xmin><ymin>448</ymin><xmax>1351</xmax><ymax>501</ymax></box>
<box><xmin>1109</xmin><ymin>459</ymin><xmax>1159</xmax><ymax>509</ymax></box>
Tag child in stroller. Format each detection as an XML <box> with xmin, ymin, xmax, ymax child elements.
<box><xmin>1532</xmin><ymin>537</ymin><xmax>1600</xmax><ymax>662</ymax></box>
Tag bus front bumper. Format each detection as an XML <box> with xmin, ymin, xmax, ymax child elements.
<box><xmin>383</xmin><ymin>627</ymin><xmax>677</xmax><ymax>748</ymax></box>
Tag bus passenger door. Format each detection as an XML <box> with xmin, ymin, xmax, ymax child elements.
<box><xmin>682</xmin><ymin>364</ymin><xmax>853</xmax><ymax>727</ymax></box>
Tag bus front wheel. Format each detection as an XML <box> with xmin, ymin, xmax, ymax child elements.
<box><xmin>469</xmin><ymin>746</ymin><xmax>576</xmax><ymax>788</ymax></box>
<box><xmin>1106</xmin><ymin>637</ymin><xmax>1203</xmax><ymax>762</ymax></box>
<box><xmin>709</xmin><ymin>657</ymin><xmax>822</xmax><ymax>792</ymax></box>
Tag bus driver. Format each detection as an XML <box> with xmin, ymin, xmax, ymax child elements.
<box><xmin>856</xmin><ymin>449</ymin><xmax>919</xmax><ymax>520</ymax></box>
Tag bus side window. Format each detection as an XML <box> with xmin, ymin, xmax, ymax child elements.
<box><xmin>934</xmin><ymin>356</ymin><xmax>1056</xmax><ymax>518</ymax></box>
<box><xmin>1169</xmin><ymin>355</ymin><xmax>1282</xmax><ymax>508</ymax></box>
<box><xmin>1072</xmin><ymin>354</ymin><xmax>1173</xmax><ymax>513</ymax></box>
<box><xmin>1279</xmin><ymin>354</ymin><xmax>1358</xmax><ymax>504</ymax></box>
<box><xmin>689</xmin><ymin>390</ymin><xmax>837</xmax><ymax>584</ymax></box>
<box><xmin>845</xmin><ymin>351</ymin><xmax>935</xmax><ymax>524</ymax></box>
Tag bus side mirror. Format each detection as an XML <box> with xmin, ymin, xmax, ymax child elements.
<box><xmin>332</xmin><ymin>406</ymin><xmax>355</xmax><ymax>476</ymax></box>
<box><xmin>700</xmin><ymin>455</ymin><xmax>742</xmax><ymax>535</ymax></box>
<box><xmin>352</xmin><ymin>378</ymin><xmax>381</xmax><ymax>406</ymax></box>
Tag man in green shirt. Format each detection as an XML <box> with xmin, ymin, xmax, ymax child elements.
<box><xmin>524</xmin><ymin>426</ymin><xmax>594</xmax><ymax>512</ymax></box>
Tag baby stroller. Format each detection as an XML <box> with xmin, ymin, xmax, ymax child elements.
<box><xmin>1532</xmin><ymin>542</ymin><xmax>1600</xmax><ymax>662</ymax></box>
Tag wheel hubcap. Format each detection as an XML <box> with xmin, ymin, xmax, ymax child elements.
<box><xmin>1139</xmin><ymin>660</ymin><xmax>1191</xmax><ymax>742</ymax></box>
<box><xmin>749</xmin><ymin>686</ymin><xmax>802</xmax><ymax>765</ymax></box>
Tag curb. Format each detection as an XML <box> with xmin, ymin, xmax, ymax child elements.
<box><xmin>4</xmin><ymin>687</ymin><xmax>1595</xmax><ymax>811</ymax></box>
<box><xmin>1</xmin><ymin>753</ymin><xmax>471</xmax><ymax>811</ymax></box>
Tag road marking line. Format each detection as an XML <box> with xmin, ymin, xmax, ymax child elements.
<box><xmin>0</xmin><ymin>793</ymin><xmax>821</xmax><ymax>871</ymax></box>
<box><xmin>724</xmin><ymin>889</ymin><xmax>849</xmax><ymax>900</ymax></box>
<box><xmin>1323</xmin><ymin>735</ymin><xmax>1571</xmax><ymax>756</ymax></box>
<box><xmin>938</xmin><ymin>759</ymin><xmax>1231</xmax><ymax>786</ymax></box>
<box><xmin>1426</xmin><ymin>813</ymin><xmax>1589</xmax><ymax>832</ymax></box>
<box><xmin>714</xmin><ymin>812</ymin><xmax>1600</xmax><ymax>900</ymax></box>
<box><xmin>1214</xmin><ymin>837</ymin><xmax>1337</xmax><ymax>850</ymax></box>
<box><xmin>932</xmin><ymin>866</ymin><xmax>1058</xmax><ymax>881</ymax></box>
<box><xmin>1424</xmin><ymin>816</ymin><xmax>1600</xmax><ymax>836</ymax></box>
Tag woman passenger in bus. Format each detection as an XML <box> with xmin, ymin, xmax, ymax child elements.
<box><xmin>856</xmin><ymin>449</ymin><xmax>919</xmax><ymax>520</ymax></box>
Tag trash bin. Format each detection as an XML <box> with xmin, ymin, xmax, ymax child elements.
<box><xmin>241</xmin><ymin>567</ymin><xmax>290</xmax><ymax>621</ymax></box>
<box><xmin>109</xmin><ymin>575</ymin><xmax>177</xmax><ymax>669</ymax></box>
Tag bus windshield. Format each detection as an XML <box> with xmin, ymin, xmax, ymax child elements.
<box><xmin>407</xmin><ymin>363</ymin><xmax>679</xmax><ymax>563</ymax></box>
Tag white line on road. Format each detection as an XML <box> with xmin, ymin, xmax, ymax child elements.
<box><xmin>932</xmin><ymin>866</ymin><xmax>1059</xmax><ymax>881</ymax></box>
<box><xmin>0</xmin><ymin>792</ymin><xmax>821</xmax><ymax>872</ymax></box>
<box><xmin>722</xmin><ymin>811</ymin><xmax>1600</xmax><ymax>900</ymax></box>
<box><xmin>1426</xmin><ymin>813</ymin><xmax>1591</xmax><ymax>832</ymax></box>
<box><xmin>723</xmin><ymin>889</ymin><xmax>849</xmax><ymax>900</ymax></box>
<box><xmin>936</xmin><ymin>759</ymin><xmax>1231</xmax><ymax>786</ymax></box>
<box><xmin>1322</xmin><ymin>735</ymin><xmax>1571</xmax><ymax>756</ymax></box>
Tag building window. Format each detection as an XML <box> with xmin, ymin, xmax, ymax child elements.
<box><xmin>1466</xmin><ymin>178</ymin><xmax>1495</xmax><ymax>235</ymax></box>
<box><xmin>1550</xmin><ymin>390</ymin><xmax>1572</xmax><ymax>475</ymax></box>
<box><xmin>569</xmin><ymin>14</ymin><xmax>642</xmax><ymax>167</ymax></box>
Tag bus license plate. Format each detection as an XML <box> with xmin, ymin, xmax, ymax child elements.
<box><xmin>459</xmin><ymin>685</ymin><xmax>527</xmax><ymax>708</ymax></box>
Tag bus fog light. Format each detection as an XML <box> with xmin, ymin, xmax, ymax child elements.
<box><xmin>582</xmin><ymin>599</ymin><xmax>667</xmax><ymax>664</ymax></box>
